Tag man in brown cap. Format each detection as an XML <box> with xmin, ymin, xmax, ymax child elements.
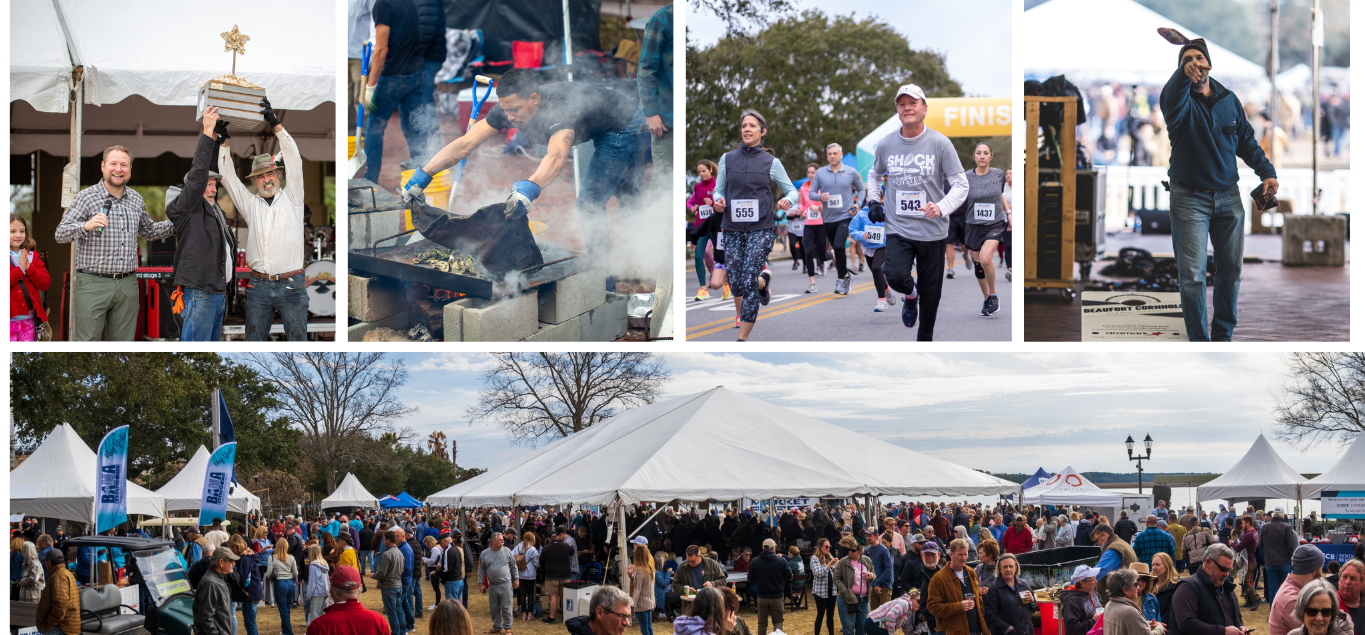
<box><xmin>194</xmin><ymin>547</ymin><xmax>239</xmax><ymax>635</ymax></box>
<box><xmin>217</xmin><ymin>98</ymin><xmax>307</xmax><ymax>341</ymax></box>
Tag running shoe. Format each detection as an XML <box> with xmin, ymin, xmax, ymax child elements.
<box><xmin>806</xmin><ymin>283</ymin><xmax>817</xmax><ymax>294</ymax></box>
<box><xmin>901</xmin><ymin>295</ymin><xmax>919</xmax><ymax>328</ymax></box>
<box><xmin>791</xmin><ymin>260</ymin><xmax>799</xmax><ymax>270</ymax></box>
<box><xmin>834</xmin><ymin>274</ymin><xmax>851</xmax><ymax>295</ymax></box>
<box><xmin>722</xmin><ymin>285</ymin><xmax>733</xmax><ymax>300</ymax></box>
<box><xmin>735</xmin><ymin>316</ymin><xmax>740</xmax><ymax>328</ymax></box>
<box><xmin>817</xmin><ymin>263</ymin><xmax>826</xmax><ymax>277</ymax></box>
<box><xmin>694</xmin><ymin>288</ymin><xmax>710</xmax><ymax>301</ymax></box>
<box><xmin>984</xmin><ymin>295</ymin><xmax>1000</xmax><ymax>316</ymax></box>
<box><xmin>964</xmin><ymin>252</ymin><xmax>973</xmax><ymax>269</ymax></box>
<box><xmin>946</xmin><ymin>270</ymin><xmax>955</xmax><ymax>279</ymax></box>
<box><xmin>758</xmin><ymin>270</ymin><xmax>772</xmax><ymax>305</ymax></box>
<box><xmin>858</xmin><ymin>263</ymin><xmax>865</xmax><ymax>273</ymax></box>
<box><xmin>874</xmin><ymin>299</ymin><xmax>889</xmax><ymax>312</ymax></box>
<box><xmin>1006</xmin><ymin>270</ymin><xmax>1013</xmax><ymax>282</ymax></box>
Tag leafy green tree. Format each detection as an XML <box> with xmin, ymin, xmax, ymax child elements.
<box><xmin>687</xmin><ymin>10</ymin><xmax>963</xmax><ymax>183</ymax></box>
<box><xmin>690</xmin><ymin>0</ymin><xmax>793</xmax><ymax>30</ymax></box>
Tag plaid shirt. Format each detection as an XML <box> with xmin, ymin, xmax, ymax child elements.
<box><xmin>1131</xmin><ymin>527</ymin><xmax>1175</xmax><ymax>566</ymax></box>
<box><xmin>55</xmin><ymin>184</ymin><xmax>173</xmax><ymax>274</ymax></box>
<box><xmin>637</xmin><ymin>4</ymin><xmax>672</xmax><ymax>126</ymax></box>
<box><xmin>810</xmin><ymin>555</ymin><xmax>834</xmax><ymax>598</ymax></box>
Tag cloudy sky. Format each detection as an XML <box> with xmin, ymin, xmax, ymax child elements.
<box><xmin>382</xmin><ymin>353</ymin><xmax>1348</xmax><ymax>477</ymax></box>
<box><xmin>687</xmin><ymin>0</ymin><xmax>1013</xmax><ymax>98</ymax></box>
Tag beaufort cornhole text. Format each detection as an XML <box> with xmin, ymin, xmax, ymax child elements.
<box><xmin>1081</xmin><ymin>292</ymin><xmax>1185</xmax><ymax>341</ymax></box>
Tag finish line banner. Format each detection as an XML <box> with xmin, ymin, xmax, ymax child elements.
<box><xmin>924</xmin><ymin>97</ymin><xmax>1011</xmax><ymax>138</ymax></box>
<box><xmin>96</xmin><ymin>426</ymin><xmax>130</xmax><ymax>534</ymax></box>
<box><xmin>1081</xmin><ymin>292</ymin><xmax>1186</xmax><ymax>341</ymax></box>
<box><xmin>199</xmin><ymin>442</ymin><xmax>237</xmax><ymax>527</ymax></box>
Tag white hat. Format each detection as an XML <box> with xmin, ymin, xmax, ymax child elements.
<box><xmin>1071</xmin><ymin>565</ymin><xmax>1100</xmax><ymax>582</ymax></box>
<box><xmin>896</xmin><ymin>84</ymin><xmax>927</xmax><ymax>104</ymax></box>
<box><xmin>632</xmin><ymin>536</ymin><xmax>648</xmax><ymax>546</ymax></box>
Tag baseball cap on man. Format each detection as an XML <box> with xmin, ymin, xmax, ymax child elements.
<box><xmin>212</xmin><ymin>547</ymin><xmax>240</xmax><ymax>562</ymax></box>
<box><xmin>896</xmin><ymin>84</ymin><xmax>926</xmax><ymax>104</ymax></box>
<box><xmin>330</xmin><ymin>565</ymin><xmax>361</xmax><ymax>590</ymax></box>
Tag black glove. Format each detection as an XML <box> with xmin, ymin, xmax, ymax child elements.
<box><xmin>868</xmin><ymin>200</ymin><xmax>885</xmax><ymax>224</ymax></box>
<box><xmin>213</xmin><ymin>119</ymin><xmax>232</xmax><ymax>146</ymax></box>
<box><xmin>260</xmin><ymin>97</ymin><xmax>282</xmax><ymax>128</ymax></box>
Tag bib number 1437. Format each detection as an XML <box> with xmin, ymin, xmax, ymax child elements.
<box><xmin>731</xmin><ymin>199</ymin><xmax>759</xmax><ymax>223</ymax></box>
<box><xmin>896</xmin><ymin>191</ymin><xmax>925</xmax><ymax>216</ymax></box>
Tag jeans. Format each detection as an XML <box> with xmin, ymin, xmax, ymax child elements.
<box><xmin>239</xmin><ymin>600</ymin><xmax>258</xmax><ymax>635</ymax></box>
<box><xmin>836</xmin><ymin>595</ymin><xmax>869</xmax><ymax>635</ymax></box>
<box><xmin>360</xmin><ymin>551</ymin><xmax>373</xmax><ymax>577</ymax></box>
<box><xmin>179</xmin><ymin>287</ymin><xmax>225</xmax><ymax>341</ymax></box>
<box><xmin>1266</xmin><ymin>563</ymin><xmax>1291</xmax><ymax>605</ymax></box>
<box><xmin>383</xmin><ymin>587</ymin><xmax>404</xmax><ymax>635</ymax></box>
<box><xmin>445</xmin><ymin>580</ymin><xmax>466</xmax><ymax>608</ymax></box>
<box><xmin>1169</xmin><ymin>182</ymin><xmax>1244</xmax><ymax>341</ymax></box>
<box><xmin>245</xmin><ymin>273</ymin><xmax>308</xmax><ymax>341</ymax></box>
<box><xmin>413</xmin><ymin>573</ymin><xmax>424</xmax><ymax>613</ymax></box>
<box><xmin>274</xmin><ymin>579</ymin><xmax>297</xmax><ymax>635</ymax></box>
<box><xmin>864</xmin><ymin>617</ymin><xmax>891</xmax><ymax>635</ymax></box>
<box><xmin>364</xmin><ymin>71</ymin><xmax>437</xmax><ymax>182</ymax></box>
<box><xmin>637</xmin><ymin>610</ymin><xmax>654</xmax><ymax>635</ymax></box>
<box><xmin>401</xmin><ymin>578</ymin><xmax>417</xmax><ymax>631</ymax></box>
<box><xmin>576</xmin><ymin>108</ymin><xmax>648</xmax><ymax>269</ymax></box>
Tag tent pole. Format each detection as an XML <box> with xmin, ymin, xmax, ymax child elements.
<box><xmin>1311</xmin><ymin>0</ymin><xmax>1322</xmax><ymax>214</ymax></box>
<box><xmin>562</xmin><ymin>0</ymin><xmax>582</xmax><ymax>197</ymax></box>
<box><xmin>626</xmin><ymin>500</ymin><xmax>674</xmax><ymax>540</ymax></box>
<box><xmin>66</xmin><ymin>67</ymin><xmax>83</xmax><ymax>341</ymax></box>
<box><xmin>616</xmin><ymin>503</ymin><xmax>629</xmax><ymax>589</ymax></box>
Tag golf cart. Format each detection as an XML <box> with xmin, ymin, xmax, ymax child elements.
<box><xmin>58</xmin><ymin>536</ymin><xmax>195</xmax><ymax>635</ymax></box>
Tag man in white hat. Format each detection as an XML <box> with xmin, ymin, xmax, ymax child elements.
<box><xmin>866</xmin><ymin>84</ymin><xmax>969</xmax><ymax>341</ymax></box>
<box><xmin>217</xmin><ymin>98</ymin><xmax>307</xmax><ymax>340</ymax></box>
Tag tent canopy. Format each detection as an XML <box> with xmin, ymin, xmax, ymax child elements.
<box><xmin>379</xmin><ymin>492</ymin><xmax>424</xmax><ymax>509</ymax></box>
<box><xmin>427</xmin><ymin>387</ymin><xmax>1018</xmax><ymax>508</ymax></box>
<box><xmin>1023</xmin><ymin>466</ymin><xmax>1124</xmax><ymax>507</ymax></box>
<box><xmin>1197</xmin><ymin>434</ymin><xmax>1307</xmax><ymax>503</ymax></box>
<box><xmin>1302</xmin><ymin>434</ymin><xmax>1365</xmax><ymax>499</ymax></box>
<box><xmin>1022</xmin><ymin>0</ymin><xmax>1268</xmax><ymax>85</ymax></box>
<box><xmin>154</xmin><ymin>445</ymin><xmax>260</xmax><ymax>515</ymax></box>
<box><xmin>1021</xmin><ymin>468</ymin><xmax>1052</xmax><ymax>490</ymax></box>
<box><xmin>320</xmin><ymin>473</ymin><xmax>380</xmax><ymax>510</ymax></box>
<box><xmin>10</xmin><ymin>423</ymin><xmax>166</xmax><ymax>524</ymax></box>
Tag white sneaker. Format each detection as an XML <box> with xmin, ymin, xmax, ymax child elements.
<box><xmin>874</xmin><ymin>299</ymin><xmax>889</xmax><ymax>312</ymax></box>
<box><xmin>428</xmin><ymin>605</ymin><xmax>437</xmax><ymax>611</ymax></box>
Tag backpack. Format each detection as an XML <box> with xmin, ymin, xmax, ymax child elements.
<box><xmin>515</xmin><ymin>546</ymin><xmax>528</xmax><ymax>572</ymax></box>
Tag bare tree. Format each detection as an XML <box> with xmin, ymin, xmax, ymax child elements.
<box><xmin>254</xmin><ymin>469</ymin><xmax>307</xmax><ymax>512</ymax></box>
<box><xmin>466</xmin><ymin>353</ymin><xmax>669</xmax><ymax>444</ymax></box>
<box><xmin>245</xmin><ymin>353</ymin><xmax>417</xmax><ymax>491</ymax></box>
<box><xmin>1272</xmin><ymin>352</ymin><xmax>1365</xmax><ymax>448</ymax></box>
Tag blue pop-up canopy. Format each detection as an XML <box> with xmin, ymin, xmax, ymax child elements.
<box><xmin>380</xmin><ymin>492</ymin><xmax>424</xmax><ymax>509</ymax></box>
<box><xmin>1021</xmin><ymin>468</ymin><xmax>1052</xmax><ymax>490</ymax></box>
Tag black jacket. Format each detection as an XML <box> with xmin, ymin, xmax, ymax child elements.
<box><xmin>895</xmin><ymin>549</ymin><xmax>924</xmax><ymax>596</ymax></box>
<box><xmin>1075</xmin><ymin>521</ymin><xmax>1094</xmax><ymax>547</ymax></box>
<box><xmin>1257</xmin><ymin>520</ymin><xmax>1297</xmax><ymax>566</ymax></box>
<box><xmin>540</xmin><ymin>539</ymin><xmax>575</xmax><ymax>581</ymax></box>
<box><xmin>1059</xmin><ymin>588</ymin><xmax>1097</xmax><ymax>635</ymax></box>
<box><xmin>1155</xmin><ymin>583</ymin><xmax>1178</xmax><ymax>626</ymax></box>
<box><xmin>1115</xmin><ymin>518</ymin><xmax>1139</xmax><ymax>542</ymax></box>
<box><xmin>984</xmin><ymin>575</ymin><xmax>1035</xmax><ymax>635</ymax></box>
<box><xmin>746</xmin><ymin>550</ymin><xmax>792</xmax><ymax>599</ymax></box>
<box><xmin>167</xmin><ymin>133</ymin><xmax>236</xmax><ymax>294</ymax></box>
<box><xmin>1169</xmin><ymin>567</ymin><xmax>1242</xmax><ymax>635</ymax></box>
<box><xmin>411</xmin><ymin>0</ymin><xmax>446</xmax><ymax>63</ymax></box>
<box><xmin>359</xmin><ymin>525</ymin><xmax>375</xmax><ymax>551</ymax></box>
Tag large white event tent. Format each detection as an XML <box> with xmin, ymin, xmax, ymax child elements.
<box><xmin>155</xmin><ymin>445</ymin><xmax>261</xmax><ymax>515</ymax></box>
<box><xmin>1022</xmin><ymin>0</ymin><xmax>1268</xmax><ymax>86</ymax></box>
<box><xmin>10</xmin><ymin>423</ymin><xmax>166</xmax><ymax>524</ymax></box>
<box><xmin>1302</xmin><ymin>434</ymin><xmax>1365</xmax><ymax>499</ymax></box>
<box><xmin>1197</xmin><ymin>434</ymin><xmax>1307</xmax><ymax>503</ymax></box>
<box><xmin>320</xmin><ymin>473</ymin><xmax>381</xmax><ymax>510</ymax></box>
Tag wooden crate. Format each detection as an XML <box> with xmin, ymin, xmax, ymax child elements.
<box><xmin>196</xmin><ymin>81</ymin><xmax>267</xmax><ymax>129</ymax></box>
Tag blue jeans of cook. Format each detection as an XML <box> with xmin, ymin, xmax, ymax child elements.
<box><xmin>383</xmin><ymin>587</ymin><xmax>404</xmax><ymax>635</ymax></box>
<box><xmin>1169</xmin><ymin>182</ymin><xmax>1244</xmax><ymax>341</ymax></box>
<box><xmin>444</xmin><ymin>579</ymin><xmax>466</xmax><ymax>608</ymax></box>
<box><xmin>179</xmin><ymin>287</ymin><xmax>225</xmax><ymax>341</ymax></box>
<box><xmin>274</xmin><ymin>579</ymin><xmax>297</xmax><ymax>635</ymax></box>
<box><xmin>363</xmin><ymin>71</ymin><xmax>439</xmax><ymax>183</ymax></box>
<box><xmin>1265</xmin><ymin>563</ymin><xmax>1292</xmax><ymax>606</ymax></box>
<box><xmin>239</xmin><ymin>600</ymin><xmax>258</xmax><ymax>635</ymax></box>
<box><xmin>837</xmin><ymin>595</ymin><xmax>869</xmax><ymax>635</ymax></box>
<box><xmin>636</xmin><ymin>610</ymin><xmax>654</xmax><ymax>635</ymax></box>
<box><xmin>245</xmin><ymin>273</ymin><xmax>308</xmax><ymax>341</ymax></box>
<box><xmin>576</xmin><ymin>108</ymin><xmax>648</xmax><ymax>269</ymax></box>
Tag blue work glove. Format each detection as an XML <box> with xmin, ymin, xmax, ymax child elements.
<box><xmin>868</xmin><ymin>200</ymin><xmax>886</xmax><ymax>224</ymax></box>
<box><xmin>401</xmin><ymin>168</ymin><xmax>435</xmax><ymax>206</ymax></box>
<box><xmin>504</xmin><ymin>180</ymin><xmax>541</xmax><ymax>218</ymax></box>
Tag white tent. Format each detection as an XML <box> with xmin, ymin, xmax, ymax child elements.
<box><xmin>427</xmin><ymin>387</ymin><xmax>1018</xmax><ymax>508</ymax></box>
<box><xmin>1197</xmin><ymin>434</ymin><xmax>1307</xmax><ymax>503</ymax></box>
<box><xmin>154</xmin><ymin>446</ymin><xmax>261</xmax><ymax>515</ymax></box>
<box><xmin>10</xmin><ymin>0</ymin><xmax>336</xmax><ymax>161</ymax></box>
<box><xmin>1022</xmin><ymin>466</ymin><xmax>1124</xmax><ymax>507</ymax></box>
<box><xmin>1022</xmin><ymin>0</ymin><xmax>1269</xmax><ymax>85</ymax></box>
<box><xmin>1301</xmin><ymin>434</ymin><xmax>1365</xmax><ymax>499</ymax></box>
<box><xmin>10</xmin><ymin>423</ymin><xmax>166</xmax><ymax>524</ymax></box>
<box><xmin>321</xmin><ymin>473</ymin><xmax>381</xmax><ymax>510</ymax></box>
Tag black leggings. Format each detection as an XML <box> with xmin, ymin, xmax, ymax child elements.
<box><xmin>789</xmin><ymin>231</ymin><xmax>805</xmax><ymax>264</ymax></box>
<box><xmin>813</xmin><ymin>594</ymin><xmax>837</xmax><ymax>635</ymax></box>
<box><xmin>824</xmin><ymin>220</ymin><xmax>851</xmax><ymax>278</ymax></box>
<box><xmin>870</xmin><ymin>248</ymin><xmax>888</xmax><ymax>298</ymax></box>
<box><xmin>517</xmin><ymin>578</ymin><xmax>536</xmax><ymax>612</ymax></box>
<box><xmin>803</xmin><ymin>225</ymin><xmax>828</xmax><ymax>276</ymax></box>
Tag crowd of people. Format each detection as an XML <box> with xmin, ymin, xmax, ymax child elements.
<box><xmin>684</xmin><ymin>85</ymin><xmax>1012</xmax><ymax>341</ymax></box>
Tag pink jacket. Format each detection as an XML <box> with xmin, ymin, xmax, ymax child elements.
<box><xmin>687</xmin><ymin>178</ymin><xmax>716</xmax><ymax>227</ymax></box>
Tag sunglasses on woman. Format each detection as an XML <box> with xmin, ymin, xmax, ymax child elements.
<box><xmin>1303</xmin><ymin>607</ymin><xmax>1333</xmax><ymax>618</ymax></box>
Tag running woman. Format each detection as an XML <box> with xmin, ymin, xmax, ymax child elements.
<box><xmin>849</xmin><ymin>193</ymin><xmax>896</xmax><ymax>313</ymax></box>
<box><xmin>799</xmin><ymin>163</ymin><xmax>828</xmax><ymax>290</ymax></box>
<box><xmin>687</xmin><ymin>160</ymin><xmax>723</xmax><ymax>301</ymax></box>
<box><xmin>810</xmin><ymin>144</ymin><xmax>866</xmax><ymax>295</ymax></box>
<box><xmin>787</xmin><ymin>179</ymin><xmax>806</xmax><ymax>273</ymax></box>
<box><xmin>713</xmin><ymin>109</ymin><xmax>800</xmax><ymax>341</ymax></box>
<box><xmin>961</xmin><ymin>142</ymin><xmax>1009</xmax><ymax>316</ymax></box>
<box><xmin>867</xmin><ymin>84</ymin><xmax>968</xmax><ymax>341</ymax></box>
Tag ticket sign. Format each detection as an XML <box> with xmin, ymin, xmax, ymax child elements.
<box><xmin>924</xmin><ymin>98</ymin><xmax>1012</xmax><ymax>138</ymax></box>
<box><xmin>1081</xmin><ymin>292</ymin><xmax>1186</xmax><ymax>341</ymax></box>
<box><xmin>1321</xmin><ymin>491</ymin><xmax>1365</xmax><ymax>519</ymax></box>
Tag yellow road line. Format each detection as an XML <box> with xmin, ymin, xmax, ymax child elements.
<box><xmin>686</xmin><ymin>283</ymin><xmax>874</xmax><ymax>331</ymax></box>
<box><xmin>686</xmin><ymin>282</ymin><xmax>878</xmax><ymax>339</ymax></box>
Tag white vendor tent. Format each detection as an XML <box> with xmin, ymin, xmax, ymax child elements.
<box><xmin>1022</xmin><ymin>0</ymin><xmax>1268</xmax><ymax>86</ymax></box>
<box><xmin>1022</xmin><ymin>466</ymin><xmax>1124</xmax><ymax>507</ymax></box>
<box><xmin>427</xmin><ymin>386</ymin><xmax>1018</xmax><ymax>508</ymax></box>
<box><xmin>1197</xmin><ymin>434</ymin><xmax>1307</xmax><ymax>503</ymax></box>
<box><xmin>154</xmin><ymin>445</ymin><xmax>261</xmax><ymax>515</ymax></box>
<box><xmin>10</xmin><ymin>423</ymin><xmax>166</xmax><ymax>524</ymax></box>
<box><xmin>321</xmin><ymin>473</ymin><xmax>381</xmax><ymax>510</ymax></box>
<box><xmin>1301</xmin><ymin>434</ymin><xmax>1365</xmax><ymax>499</ymax></box>
<box><xmin>10</xmin><ymin>0</ymin><xmax>336</xmax><ymax>161</ymax></box>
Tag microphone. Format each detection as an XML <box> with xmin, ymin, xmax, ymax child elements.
<box><xmin>98</xmin><ymin>197</ymin><xmax>113</xmax><ymax>234</ymax></box>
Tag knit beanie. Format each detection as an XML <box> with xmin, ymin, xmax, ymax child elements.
<box><xmin>1290</xmin><ymin>544</ymin><xmax>1324</xmax><ymax>576</ymax></box>
<box><xmin>1179</xmin><ymin>39</ymin><xmax>1211</xmax><ymax>68</ymax></box>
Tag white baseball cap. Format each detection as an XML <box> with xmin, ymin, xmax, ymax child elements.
<box><xmin>895</xmin><ymin>84</ymin><xmax>927</xmax><ymax>104</ymax></box>
<box><xmin>1071</xmin><ymin>565</ymin><xmax>1100</xmax><ymax>582</ymax></box>
<box><xmin>632</xmin><ymin>536</ymin><xmax>648</xmax><ymax>546</ymax></box>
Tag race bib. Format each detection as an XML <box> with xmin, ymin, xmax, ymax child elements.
<box><xmin>716</xmin><ymin>231</ymin><xmax>724</xmax><ymax>245</ymax></box>
<box><xmin>973</xmin><ymin>203</ymin><xmax>995</xmax><ymax>221</ymax></box>
<box><xmin>864</xmin><ymin>227</ymin><xmax>884</xmax><ymax>244</ymax></box>
<box><xmin>698</xmin><ymin>205</ymin><xmax>713</xmax><ymax>220</ymax></box>
<box><xmin>896</xmin><ymin>191</ymin><xmax>926</xmax><ymax>216</ymax></box>
<box><xmin>806</xmin><ymin>207</ymin><xmax>822</xmax><ymax>221</ymax></box>
<box><xmin>828</xmin><ymin>194</ymin><xmax>843</xmax><ymax>208</ymax></box>
<box><xmin>731</xmin><ymin>199</ymin><xmax>759</xmax><ymax>223</ymax></box>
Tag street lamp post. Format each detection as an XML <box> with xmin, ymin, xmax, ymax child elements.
<box><xmin>1126</xmin><ymin>434</ymin><xmax>1154</xmax><ymax>494</ymax></box>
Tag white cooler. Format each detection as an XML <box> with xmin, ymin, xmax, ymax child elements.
<box><xmin>564</xmin><ymin>583</ymin><xmax>599</xmax><ymax>619</ymax></box>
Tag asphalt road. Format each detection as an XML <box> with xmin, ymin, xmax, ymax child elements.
<box><xmin>685</xmin><ymin>251</ymin><xmax>1012</xmax><ymax>341</ymax></box>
